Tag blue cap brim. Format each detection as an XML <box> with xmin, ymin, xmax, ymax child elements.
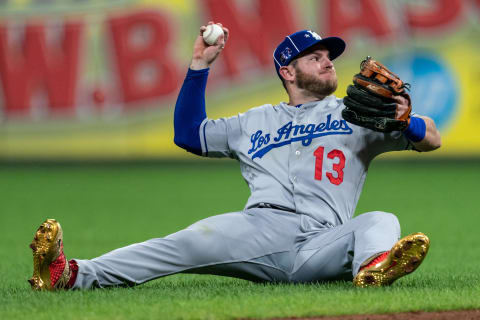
<box><xmin>308</xmin><ymin>36</ymin><xmax>346</xmax><ymax>61</ymax></box>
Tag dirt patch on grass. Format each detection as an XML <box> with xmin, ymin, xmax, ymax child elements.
<box><xmin>271</xmin><ymin>309</ymin><xmax>480</xmax><ymax>320</ymax></box>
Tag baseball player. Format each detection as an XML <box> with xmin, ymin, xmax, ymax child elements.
<box><xmin>28</xmin><ymin>22</ymin><xmax>441</xmax><ymax>291</ymax></box>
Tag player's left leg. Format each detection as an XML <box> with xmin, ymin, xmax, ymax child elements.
<box><xmin>290</xmin><ymin>211</ymin><xmax>429</xmax><ymax>286</ymax></box>
<box><xmin>353</xmin><ymin>232</ymin><xmax>429</xmax><ymax>287</ymax></box>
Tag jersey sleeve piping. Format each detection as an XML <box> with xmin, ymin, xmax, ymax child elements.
<box><xmin>199</xmin><ymin>118</ymin><xmax>209</xmax><ymax>156</ymax></box>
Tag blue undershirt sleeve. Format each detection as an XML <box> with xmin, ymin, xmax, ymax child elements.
<box><xmin>173</xmin><ymin>68</ymin><xmax>209</xmax><ymax>155</ymax></box>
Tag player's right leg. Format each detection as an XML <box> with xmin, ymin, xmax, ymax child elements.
<box><xmin>28</xmin><ymin>219</ymin><xmax>78</xmax><ymax>290</ymax></box>
<box><xmin>29</xmin><ymin>209</ymin><xmax>301</xmax><ymax>290</ymax></box>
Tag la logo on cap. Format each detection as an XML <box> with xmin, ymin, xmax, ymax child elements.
<box><xmin>280</xmin><ymin>47</ymin><xmax>292</xmax><ymax>64</ymax></box>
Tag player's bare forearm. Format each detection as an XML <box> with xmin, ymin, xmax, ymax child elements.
<box><xmin>190</xmin><ymin>58</ymin><xmax>210</xmax><ymax>70</ymax></box>
<box><xmin>190</xmin><ymin>22</ymin><xmax>229</xmax><ymax>70</ymax></box>
<box><xmin>411</xmin><ymin>116</ymin><xmax>441</xmax><ymax>152</ymax></box>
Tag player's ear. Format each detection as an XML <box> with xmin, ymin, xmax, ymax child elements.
<box><xmin>279</xmin><ymin>65</ymin><xmax>295</xmax><ymax>82</ymax></box>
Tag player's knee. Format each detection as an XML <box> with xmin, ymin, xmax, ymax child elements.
<box><xmin>362</xmin><ymin>211</ymin><xmax>400</xmax><ymax>230</ymax></box>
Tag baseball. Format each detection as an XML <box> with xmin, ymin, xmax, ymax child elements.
<box><xmin>203</xmin><ymin>24</ymin><xmax>224</xmax><ymax>46</ymax></box>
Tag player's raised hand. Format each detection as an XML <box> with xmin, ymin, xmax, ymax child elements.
<box><xmin>190</xmin><ymin>22</ymin><xmax>229</xmax><ymax>70</ymax></box>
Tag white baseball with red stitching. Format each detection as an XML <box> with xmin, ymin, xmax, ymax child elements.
<box><xmin>203</xmin><ymin>24</ymin><xmax>223</xmax><ymax>46</ymax></box>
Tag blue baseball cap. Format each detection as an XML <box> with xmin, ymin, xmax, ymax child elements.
<box><xmin>273</xmin><ymin>30</ymin><xmax>346</xmax><ymax>77</ymax></box>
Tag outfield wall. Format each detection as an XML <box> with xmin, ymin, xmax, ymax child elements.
<box><xmin>0</xmin><ymin>0</ymin><xmax>479</xmax><ymax>160</ymax></box>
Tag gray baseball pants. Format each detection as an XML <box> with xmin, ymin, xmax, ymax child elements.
<box><xmin>73</xmin><ymin>209</ymin><xmax>400</xmax><ymax>289</ymax></box>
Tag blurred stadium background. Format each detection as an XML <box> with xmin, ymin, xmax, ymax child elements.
<box><xmin>0</xmin><ymin>0</ymin><xmax>479</xmax><ymax>161</ymax></box>
<box><xmin>1</xmin><ymin>3</ymin><xmax>479</xmax><ymax>318</ymax></box>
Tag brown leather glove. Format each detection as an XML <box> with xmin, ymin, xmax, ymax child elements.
<box><xmin>342</xmin><ymin>57</ymin><xmax>412</xmax><ymax>132</ymax></box>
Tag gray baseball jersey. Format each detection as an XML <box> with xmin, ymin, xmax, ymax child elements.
<box><xmin>72</xmin><ymin>96</ymin><xmax>409</xmax><ymax>289</ymax></box>
<box><xmin>199</xmin><ymin>96</ymin><xmax>409</xmax><ymax>226</ymax></box>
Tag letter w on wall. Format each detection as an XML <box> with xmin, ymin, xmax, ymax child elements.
<box><xmin>0</xmin><ymin>22</ymin><xmax>83</xmax><ymax>117</ymax></box>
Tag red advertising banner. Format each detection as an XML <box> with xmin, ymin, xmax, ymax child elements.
<box><xmin>0</xmin><ymin>0</ymin><xmax>478</xmax><ymax>159</ymax></box>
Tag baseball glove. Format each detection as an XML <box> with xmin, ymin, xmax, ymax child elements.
<box><xmin>342</xmin><ymin>56</ymin><xmax>412</xmax><ymax>132</ymax></box>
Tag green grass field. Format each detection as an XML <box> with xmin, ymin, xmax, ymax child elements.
<box><xmin>1</xmin><ymin>160</ymin><xmax>479</xmax><ymax>319</ymax></box>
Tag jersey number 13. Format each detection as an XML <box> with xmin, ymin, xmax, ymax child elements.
<box><xmin>313</xmin><ymin>146</ymin><xmax>345</xmax><ymax>185</ymax></box>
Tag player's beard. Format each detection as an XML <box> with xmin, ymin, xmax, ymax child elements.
<box><xmin>294</xmin><ymin>66</ymin><xmax>338</xmax><ymax>97</ymax></box>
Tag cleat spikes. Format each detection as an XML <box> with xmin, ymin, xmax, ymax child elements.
<box><xmin>403</xmin><ymin>241</ymin><xmax>413</xmax><ymax>250</ymax></box>
<box><xmin>406</xmin><ymin>257</ymin><xmax>420</xmax><ymax>273</ymax></box>
<box><xmin>353</xmin><ymin>232</ymin><xmax>430</xmax><ymax>287</ymax></box>
<box><xmin>364</xmin><ymin>275</ymin><xmax>375</xmax><ymax>284</ymax></box>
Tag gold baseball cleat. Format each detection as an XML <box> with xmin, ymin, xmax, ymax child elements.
<box><xmin>353</xmin><ymin>232</ymin><xmax>430</xmax><ymax>287</ymax></box>
<box><xmin>28</xmin><ymin>219</ymin><xmax>72</xmax><ymax>291</ymax></box>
